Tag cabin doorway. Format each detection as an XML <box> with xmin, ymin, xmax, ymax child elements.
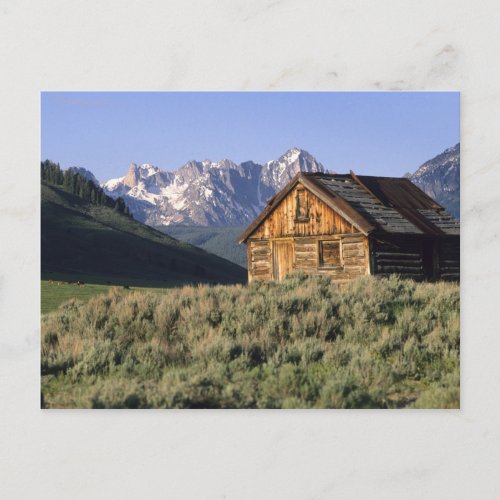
<box><xmin>422</xmin><ymin>240</ymin><xmax>437</xmax><ymax>280</ymax></box>
<box><xmin>272</xmin><ymin>240</ymin><xmax>293</xmax><ymax>281</ymax></box>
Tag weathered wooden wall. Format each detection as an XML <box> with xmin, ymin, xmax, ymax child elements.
<box><xmin>247</xmin><ymin>233</ymin><xmax>368</xmax><ymax>282</ymax></box>
<box><xmin>251</xmin><ymin>182</ymin><xmax>358</xmax><ymax>239</ymax></box>
<box><xmin>245</xmin><ymin>181</ymin><xmax>459</xmax><ymax>283</ymax></box>
<box><xmin>293</xmin><ymin>234</ymin><xmax>367</xmax><ymax>280</ymax></box>
<box><xmin>246</xmin><ymin>183</ymin><xmax>368</xmax><ymax>282</ymax></box>
<box><xmin>248</xmin><ymin>239</ymin><xmax>272</xmax><ymax>281</ymax></box>
<box><xmin>438</xmin><ymin>236</ymin><xmax>460</xmax><ymax>281</ymax></box>
<box><xmin>248</xmin><ymin>233</ymin><xmax>460</xmax><ymax>283</ymax></box>
<box><xmin>371</xmin><ymin>236</ymin><xmax>426</xmax><ymax>280</ymax></box>
<box><xmin>371</xmin><ymin>236</ymin><xmax>460</xmax><ymax>281</ymax></box>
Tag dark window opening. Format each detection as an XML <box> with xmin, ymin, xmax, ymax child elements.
<box><xmin>319</xmin><ymin>240</ymin><xmax>342</xmax><ymax>267</ymax></box>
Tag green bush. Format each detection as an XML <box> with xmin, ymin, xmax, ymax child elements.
<box><xmin>41</xmin><ymin>275</ymin><xmax>460</xmax><ymax>409</ymax></box>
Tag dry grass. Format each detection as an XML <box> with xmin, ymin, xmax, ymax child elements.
<box><xmin>41</xmin><ymin>274</ymin><xmax>459</xmax><ymax>409</ymax></box>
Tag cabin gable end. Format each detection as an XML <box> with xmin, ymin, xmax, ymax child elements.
<box><xmin>249</xmin><ymin>182</ymin><xmax>360</xmax><ymax>240</ymax></box>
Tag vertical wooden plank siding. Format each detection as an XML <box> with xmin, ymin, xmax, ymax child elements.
<box><xmin>245</xmin><ymin>182</ymin><xmax>459</xmax><ymax>283</ymax></box>
<box><xmin>272</xmin><ymin>240</ymin><xmax>294</xmax><ymax>280</ymax></box>
<box><xmin>364</xmin><ymin>237</ymin><xmax>371</xmax><ymax>275</ymax></box>
<box><xmin>251</xmin><ymin>182</ymin><xmax>358</xmax><ymax>239</ymax></box>
<box><xmin>246</xmin><ymin>182</ymin><xmax>368</xmax><ymax>282</ymax></box>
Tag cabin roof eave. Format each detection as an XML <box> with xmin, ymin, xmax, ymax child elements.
<box><xmin>238</xmin><ymin>173</ymin><xmax>374</xmax><ymax>243</ymax></box>
<box><xmin>239</xmin><ymin>170</ymin><xmax>459</xmax><ymax>244</ymax></box>
<box><xmin>299</xmin><ymin>175</ymin><xmax>375</xmax><ymax>235</ymax></box>
<box><xmin>238</xmin><ymin>173</ymin><xmax>301</xmax><ymax>244</ymax></box>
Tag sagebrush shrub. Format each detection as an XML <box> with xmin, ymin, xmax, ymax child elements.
<box><xmin>41</xmin><ymin>274</ymin><xmax>459</xmax><ymax>409</ymax></box>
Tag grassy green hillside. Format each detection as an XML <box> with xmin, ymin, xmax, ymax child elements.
<box><xmin>42</xmin><ymin>182</ymin><xmax>247</xmax><ymax>289</ymax></box>
<box><xmin>159</xmin><ymin>225</ymin><xmax>248</xmax><ymax>268</ymax></box>
<box><xmin>41</xmin><ymin>274</ymin><xmax>459</xmax><ymax>409</ymax></box>
<box><xmin>41</xmin><ymin>280</ymin><xmax>177</xmax><ymax>315</ymax></box>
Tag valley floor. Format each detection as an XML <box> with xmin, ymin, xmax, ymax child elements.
<box><xmin>41</xmin><ymin>273</ymin><xmax>181</xmax><ymax>314</ymax></box>
<box><xmin>41</xmin><ymin>274</ymin><xmax>460</xmax><ymax>409</ymax></box>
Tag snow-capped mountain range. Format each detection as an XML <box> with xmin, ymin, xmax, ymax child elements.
<box><xmin>101</xmin><ymin>148</ymin><xmax>326</xmax><ymax>226</ymax></box>
<box><xmin>97</xmin><ymin>144</ymin><xmax>459</xmax><ymax>226</ymax></box>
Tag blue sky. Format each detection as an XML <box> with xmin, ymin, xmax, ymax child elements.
<box><xmin>41</xmin><ymin>92</ymin><xmax>459</xmax><ymax>182</ymax></box>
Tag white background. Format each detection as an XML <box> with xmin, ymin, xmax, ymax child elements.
<box><xmin>1</xmin><ymin>1</ymin><xmax>500</xmax><ymax>498</ymax></box>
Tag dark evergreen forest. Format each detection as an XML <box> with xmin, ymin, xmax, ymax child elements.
<box><xmin>41</xmin><ymin>160</ymin><xmax>131</xmax><ymax>217</ymax></box>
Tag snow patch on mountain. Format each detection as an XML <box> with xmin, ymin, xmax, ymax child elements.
<box><xmin>161</xmin><ymin>180</ymin><xmax>190</xmax><ymax>210</ymax></box>
<box><xmin>408</xmin><ymin>143</ymin><xmax>460</xmax><ymax>218</ymax></box>
<box><xmin>101</xmin><ymin>148</ymin><xmax>325</xmax><ymax>226</ymax></box>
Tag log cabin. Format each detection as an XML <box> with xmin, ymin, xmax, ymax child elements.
<box><xmin>239</xmin><ymin>172</ymin><xmax>459</xmax><ymax>283</ymax></box>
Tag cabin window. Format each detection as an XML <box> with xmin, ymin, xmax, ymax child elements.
<box><xmin>295</xmin><ymin>189</ymin><xmax>309</xmax><ymax>221</ymax></box>
<box><xmin>319</xmin><ymin>240</ymin><xmax>342</xmax><ymax>267</ymax></box>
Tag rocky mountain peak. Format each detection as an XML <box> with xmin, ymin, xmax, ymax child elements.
<box><xmin>101</xmin><ymin>148</ymin><xmax>327</xmax><ymax>226</ymax></box>
<box><xmin>411</xmin><ymin>143</ymin><xmax>459</xmax><ymax>181</ymax></box>
<box><xmin>99</xmin><ymin>144</ymin><xmax>459</xmax><ymax>226</ymax></box>
<box><xmin>281</xmin><ymin>147</ymin><xmax>313</xmax><ymax>162</ymax></box>
<box><xmin>123</xmin><ymin>163</ymin><xmax>139</xmax><ymax>188</ymax></box>
<box><xmin>259</xmin><ymin>148</ymin><xmax>326</xmax><ymax>203</ymax></box>
<box><xmin>408</xmin><ymin>143</ymin><xmax>460</xmax><ymax>218</ymax></box>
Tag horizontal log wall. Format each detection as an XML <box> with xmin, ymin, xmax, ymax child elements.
<box><xmin>316</xmin><ymin>234</ymin><xmax>367</xmax><ymax>281</ymax></box>
<box><xmin>438</xmin><ymin>236</ymin><xmax>460</xmax><ymax>281</ymax></box>
<box><xmin>371</xmin><ymin>237</ymin><xmax>426</xmax><ymax>280</ymax></box>
<box><xmin>248</xmin><ymin>239</ymin><xmax>271</xmax><ymax>282</ymax></box>
<box><xmin>251</xmin><ymin>182</ymin><xmax>358</xmax><ymax>239</ymax></box>
<box><xmin>294</xmin><ymin>238</ymin><xmax>317</xmax><ymax>269</ymax></box>
<box><xmin>248</xmin><ymin>234</ymin><xmax>459</xmax><ymax>283</ymax></box>
<box><xmin>248</xmin><ymin>233</ymin><xmax>368</xmax><ymax>283</ymax></box>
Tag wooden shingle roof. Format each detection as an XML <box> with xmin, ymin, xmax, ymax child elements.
<box><xmin>239</xmin><ymin>172</ymin><xmax>459</xmax><ymax>243</ymax></box>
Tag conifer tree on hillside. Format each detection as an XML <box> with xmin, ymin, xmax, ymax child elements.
<box><xmin>41</xmin><ymin>160</ymin><xmax>132</xmax><ymax>218</ymax></box>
